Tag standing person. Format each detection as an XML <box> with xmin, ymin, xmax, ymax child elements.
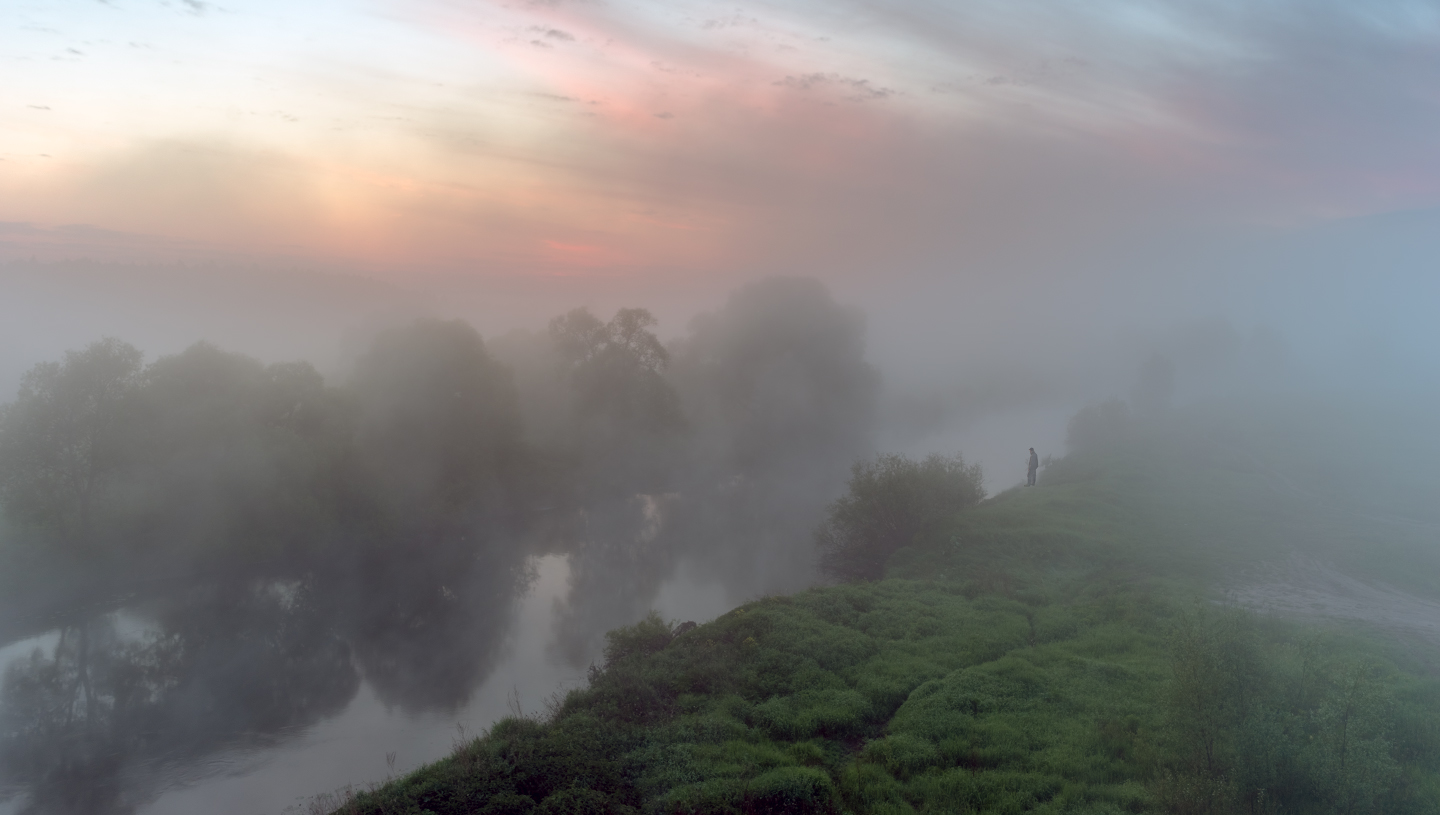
<box><xmin>1026</xmin><ymin>448</ymin><xmax>1039</xmax><ymax>487</ymax></box>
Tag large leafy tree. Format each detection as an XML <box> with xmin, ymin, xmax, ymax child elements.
<box><xmin>665</xmin><ymin>278</ymin><xmax>880</xmax><ymax>592</ymax></box>
<box><xmin>349</xmin><ymin>319</ymin><xmax>522</xmax><ymax>523</ymax></box>
<box><xmin>123</xmin><ymin>342</ymin><xmax>343</xmax><ymax>566</ymax></box>
<box><xmin>549</xmin><ymin>307</ymin><xmax>683</xmax><ymax>495</ymax></box>
<box><xmin>0</xmin><ymin>338</ymin><xmax>143</xmax><ymax>551</ymax></box>
<box><xmin>671</xmin><ymin>277</ymin><xmax>878</xmax><ymax>483</ymax></box>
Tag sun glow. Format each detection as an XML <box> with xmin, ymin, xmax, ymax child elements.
<box><xmin>3</xmin><ymin>0</ymin><xmax>1439</xmax><ymax>276</ymax></box>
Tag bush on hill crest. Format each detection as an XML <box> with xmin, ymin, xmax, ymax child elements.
<box><xmin>815</xmin><ymin>453</ymin><xmax>983</xmax><ymax>582</ymax></box>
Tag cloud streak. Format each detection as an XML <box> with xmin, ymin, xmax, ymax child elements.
<box><xmin>0</xmin><ymin>0</ymin><xmax>1437</xmax><ymax>283</ymax></box>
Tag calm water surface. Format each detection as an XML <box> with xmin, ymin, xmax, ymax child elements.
<box><xmin>0</xmin><ymin>554</ymin><xmax>735</xmax><ymax>815</ymax></box>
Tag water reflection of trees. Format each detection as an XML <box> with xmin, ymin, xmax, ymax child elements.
<box><xmin>0</xmin><ymin>582</ymin><xmax>356</xmax><ymax>815</ymax></box>
<box><xmin>545</xmin><ymin>279</ymin><xmax>880</xmax><ymax>664</ymax></box>
<box><xmin>0</xmin><ymin>529</ymin><xmax>532</xmax><ymax>814</ymax></box>
<box><xmin>336</xmin><ymin>531</ymin><xmax>532</xmax><ymax>713</ymax></box>
<box><xmin>0</xmin><ymin>278</ymin><xmax>883</xmax><ymax>811</ymax></box>
<box><xmin>0</xmin><ymin>321</ymin><xmax>539</xmax><ymax>812</ymax></box>
<box><xmin>668</xmin><ymin>277</ymin><xmax>878</xmax><ymax>597</ymax></box>
<box><xmin>548</xmin><ymin>496</ymin><xmax>677</xmax><ymax>668</ymax></box>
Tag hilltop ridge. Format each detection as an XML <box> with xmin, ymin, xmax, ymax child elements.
<box><xmin>326</xmin><ymin>402</ymin><xmax>1440</xmax><ymax>815</ymax></box>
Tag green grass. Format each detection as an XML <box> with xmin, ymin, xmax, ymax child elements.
<box><xmin>330</xmin><ymin>411</ymin><xmax>1440</xmax><ymax>815</ymax></box>
<box><xmin>333</xmin><ymin>580</ymin><xmax>1175</xmax><ymax>815</ymax></box>
<box><xmin>334</xmin><ymin>583</ymin><xmax>1440</xmax><ymax>814</ymax></box>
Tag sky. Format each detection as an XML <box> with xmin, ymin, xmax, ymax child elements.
<box><xmin>4</xmin><ymin>0</ymin><xmax>1440</xmax><ymax>479</ymax></box>
<box><xmin>5</xmin><ymin>0</ymin><xmax>1440</xmax><ymax>277</ymax></box>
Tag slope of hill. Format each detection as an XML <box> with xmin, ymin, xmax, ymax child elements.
<box><xmin>326</xmin><ymin>402</ymin><xmax>1440</xmax><ymax>815</ymax></box>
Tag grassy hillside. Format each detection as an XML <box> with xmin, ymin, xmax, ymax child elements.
<box><xmin>328</xmin><ymin>407</ymin><xmax>1440</xmax><ymax>814</ymax></box>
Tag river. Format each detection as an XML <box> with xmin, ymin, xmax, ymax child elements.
<box><xmin>0</xmin><ymin>553</ymin><xmax>737</xmax><ymax>815</ymax></box>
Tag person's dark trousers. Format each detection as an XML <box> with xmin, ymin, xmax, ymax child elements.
<box><xmin>1027</xmin><ymin>469</ymin><xmax>1037</xmax><ymax>486</ymax></box>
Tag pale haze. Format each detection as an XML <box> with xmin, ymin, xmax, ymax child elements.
<box><xmin>1</xmin><ymin>3</ymin><xmax>1438</xmax><ymax>812</ymax></box>
<box><xmin>3</xmin><ymin>0</ymin><xmax>1438</xmax><ymax>505</ymax></box>
<box><xmin>5</xmin><ymin>2</ymin><xmax>1438</xmax><ymax>421</ymax></box>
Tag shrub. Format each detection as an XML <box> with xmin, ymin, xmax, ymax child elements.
<box><xmin>1065</xmin><ymin>399</ymin><xmax>1132</xmax><ymax>452</ymax></box>
<box><xmin>745</xmin><ymin>767</ymin><xmax>839</xmax><ymax>814</ymax></box>
<box><xmin>604</xmin><ymin>611</ymin><xmax>675</xmax><ymax>667</ymax></box>
<box><xmin>479</xmin><ymin>793</ymin><xmax>537</xmax><ymax>815</ymax></box>
<box><xmin>816</xmin><ymin>454</ymin><xmax>983</xmax><ymax>581</ymax></box>
<box><xmin>537</xmin><ymin>787</ymin><xmax>636</xmax><ymax>815</ymax></box>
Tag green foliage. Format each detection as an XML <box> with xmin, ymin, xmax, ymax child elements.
<box><xmin>335</xmin><ymin>580</ymin><xmax>1168</xmax><ymax>815</ymax></box>
<box><xmin>536</xmin><ymin>786</ymin><xmax>634</xmax><ymax>815</ymax></box>
<box><xmin>746</xmin><ymin>766</ymin><xmax>839</xmax><ymax>813</ymax></box>
<box><xmin>1165</xmin><ymin>608</ymin><xmax>1264</xmax><ymax>778</ymax></box>
<box><xmin>816</xmin><ymin>453</ymin><xmax>985</xmax><ymax>581</ymax></box>
<box><xmin>333</xmin><ymin>426</ymin><xmax>1440</xmax><ymax>815</ymax></box>
<box><xmin>0</xmin><ymin>323</ymin><xmax>538</xmax><ymax>594</ymax></box>
<box><xmin>350</xmin><ymin>319</ymin><xmax>522</xmax><ymax>520</ymax></box>
<box><xmin>6</xmin><ymin>336</ymin><xmax>1440</xmax><ymax>815</ymax></box>
<box><xmin>549</xmin><ymin>306</ymin><xmax>683</xmax><ymax>495</ymax></box>
<box><xmin>668</xmin><ymin>276</ymin><xmax>878</xmax><ymax>481</ymax></box>
<box><xmin>1066</xmin><ymin>399</ymin><xmax>1133</xmax><ymax>452</ymax></box>
<box><xmin>0</xmin><ymin>337</ymin><xmax>361</xmax><ymax>581</ymax></box>
<box><xmin>122</xmin><ymin>342</ymin><xmax>346</xmax><ymax>565</ymax></box>
<box><xmin>1146</xmin><ymin>607</ymin><xmax>1428</xmax><ymax>815</ymax></box>
<box><xmin>0</xmin><ymin>337</ymin><xmax>143</xmax><ymax>549</ymax></box>
<box><xmin>604</xmin><ymin>611</ymin><xmax>678</xmax><ymax>667</ymax></box>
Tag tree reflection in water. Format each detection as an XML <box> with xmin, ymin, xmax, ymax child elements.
<box><xmin>0</xmin><ymin>530</ymin><xmax>533</xmax><ymax>815</ymax></box>
<box><xmin>0</xmin><ymin>581</ymin><xmax>355</xmax><ymax>815</ymax></box>
<box><xmin>338</xmin><ymin>531</ymin><xmax>534</xmax><ymax>713</ymax></box>
<box><xmin>0</xmin><ymin>284</ymin><xmax>881</xmax><ymax>813</ymax></box>
<box><xmin>548</xmin><ymin>495</ymin><xmax>678</xmax><ymax>669</ymax></box>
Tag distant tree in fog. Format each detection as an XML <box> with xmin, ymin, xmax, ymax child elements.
<box><xmin>123</xmin><ymin>342</ymin><xmax>344</xmax><ymax>566</ymax></box>
<box><xmin>1132</xmin><ymin>354</ymin><xmax>1175</xmax><ymax>418</ymax></box>
<box><xmin>0</xmin><ymin>338</ymin><xmax>142</xmax><ymax>552</ymax></box>
<box><xmin>671</xmin><ymin>277</ymin><xmax>878</xmax><ymax>483</ymax></box>
<box><xmin>486</xmin><ymin>327</ymin><xmax>570</xmax><ymax>449</ymax></box>
<box><xmin>350</xmin><ymin>319</ymin><xmax>522</xmax><ymax>522</ymax></box>
<box><xmin>658</xmin><ymin>278</ymin><xmax>879</xmax><ymax>596</ymax></box>
<box><xmin>549</xmin><ymin>307</ymin><xmax>683</xmax><ymax>495</ymax></box>
<box><xmin>0</xmin><ymin>338</ymin><xmax>354</xmax><ymax>571</ymax></box>
<box><xmin>1065</xmin><ymin>399</ymin><xmax>1133</xmax><ymax>452</ymax></box>
<box><xmin>815</xmin><ymin>453</ymin><xmax>984</xmax><ymax>582</ymax></box>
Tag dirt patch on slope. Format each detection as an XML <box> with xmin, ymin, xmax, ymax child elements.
<box><xmin>1231</xmin><ymin>554</ymin><xmax>1440</xmax><ymax>650</ymax></box>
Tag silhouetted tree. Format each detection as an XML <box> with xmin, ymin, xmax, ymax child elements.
<box><xmin>121</xmin><ymin>342</ymin><xmax>345</xmax><ymax>569</ymax></box>
<box><xmin>671</xmin><ymin>277</ymin><xmax>877</xmax><ymax>483</ymax></box>
<box><xmin>667</xmin><ymin>278</ymin><xmax>880</xmax><ymax>593</ymax></box>
<box><xmin>1133</xmin><ymin>354</ymin><xmax>1175</xmax><ymax>417</ymax></box>
<box><xmin>549</xmin><ymin>307</ymin><xmax>683</xmax><ymax>496</ymax></box>
<box><xmin>1065</xmin><ymin>399</ymin><xmax>1132</xmax><ymax>452</ymax></box>
<box><xmin>350</xmin><ymin>319</ymin><xmax>522</xmax><ymax>525</ymax></box>
<box><xmin>816</xmin><ymin>453</ymin><xmax>984</xmax><ymax>582</ymax></box>
<box><xmin>0</xmin><ymin>338</ymin><xmax>143</xmax><ymax>555</ymax></box>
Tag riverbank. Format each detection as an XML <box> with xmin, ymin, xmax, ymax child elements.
<box><xmin>327</xmin><ymin>421</ymin><xmax>1440</xmax><ymax>814</ymax></box>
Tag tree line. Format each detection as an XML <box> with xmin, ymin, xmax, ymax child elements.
<box><xmin>0</xmin><ymin>277</ymin><xmax>879</xmax><ymax>599</ymax></box>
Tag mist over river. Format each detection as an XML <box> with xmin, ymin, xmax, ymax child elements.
<box><xmin>0</xmin><ymin>553</ymin><xmax>735</xmax><ymax>815</ymax></box>
<box><xmin>6</xmin><ymin>0</ymin><xmax>1440</xmax><ymax>809</ymax></box>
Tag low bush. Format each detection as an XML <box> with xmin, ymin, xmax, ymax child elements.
<box><xmin>815</xmin><ymin>453</ymin><xmax>983</xmax><ymax>581</ymax></box>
